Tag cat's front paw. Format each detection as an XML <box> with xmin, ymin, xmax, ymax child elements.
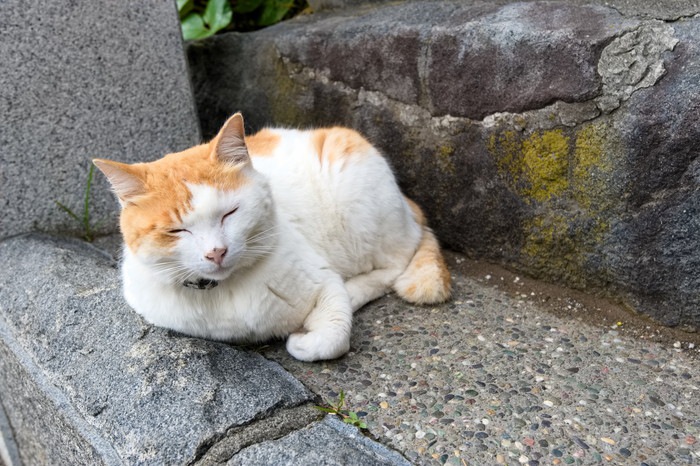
<box><xmin>286</xmin><ymin>331</ymin><xmax>350</xmax><ymax>362</ymax></box>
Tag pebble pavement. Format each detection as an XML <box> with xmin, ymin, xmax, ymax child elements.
<box><xmin>258</xmin><ymin>252</ymin><xmax>700</xmax><ymax>466</ymax></box>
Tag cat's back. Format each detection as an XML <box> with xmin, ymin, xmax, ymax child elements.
<box><xmin>245</xmin><ymin>125</ymin><xmax>420</xmax><ymax>277</ymax></box>
<box><xmin>246</xmin><ymin>125</ymin><xmax>396</xmax><ymax>203</ymax></box>
<box><xmin>245</xmin><ymin>125</ymin><xmax>379</xmax><ymax>172</ymax></box>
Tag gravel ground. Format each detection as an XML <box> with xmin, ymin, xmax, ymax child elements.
<box><xmin>257</xmin><ymin>253</ymin><xmax>700</xmax><ymax>466</ymax></box>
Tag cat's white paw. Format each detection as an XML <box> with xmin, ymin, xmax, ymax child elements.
<box><xmin>286</xmin><ymin>331</ymin><xmax>350</xmax><ymax>362</ymax></box>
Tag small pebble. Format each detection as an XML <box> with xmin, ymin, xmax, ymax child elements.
<box><xmin>619</xmin><ymin>448</ymin><xmax>632</xmax><ymax>458</ymax></box>
<box><xmin>573</xmin><ymin>436</ymin><xmax>589</xmax><ymax>450</ymax></box>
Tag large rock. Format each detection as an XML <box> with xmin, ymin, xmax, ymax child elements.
<box><xmin>0</xmin><ymin>0</ymin><xmax>200</xmax><ymax>239</ymax></box>
<box><xmin>0</xmin><ymin>235</ymin><xmax>312</xmax><ymax>465</ymax></box>
<box><xmin>229</xmin><ymin>416</ymin><xmax>411</xmax><ymax>465</ymax></box>
<box><xmin>187</xmin><ymin>0</ymin><xmax>700</xmax><ymax>329</ymax></box>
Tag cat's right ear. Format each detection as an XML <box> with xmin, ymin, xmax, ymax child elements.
<box><xmin>93</xmin><ymin>159</ymin><xmax>146</xmax><ymax>207</ymax></box>
<box><xmin>214</xmin><ymin>113</ymin><xmax>251</xmax><ymax>166</ymax></box>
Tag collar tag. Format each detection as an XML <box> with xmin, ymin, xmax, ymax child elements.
<box><xmin>183</xmin><ymin>279</ymin><xmax>219</xmax><ymax>290</ymax></box>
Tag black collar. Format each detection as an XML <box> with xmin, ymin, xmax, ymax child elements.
<box><xmin>183</xmin><ymin>278</ymin><xmax>219</xmax><ymax>290</ymax></box>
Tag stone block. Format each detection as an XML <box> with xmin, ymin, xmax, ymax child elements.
<box><xmin>0</xmin><ymin>0</ymin><xmax>200</xmax><ymax>239</ymax></box>
<box><xmin>229</xmin><ymin>415</ymin><xmax>411</xmax><ymax>465</ymax></box>
<box><xmin>186</xmin><ymin>0</ymin><xmax>700</xmax><ymax>328</ymax></box>
<box><xmin>0</xmin><ymin>235</ymin><xmax>312</xmax><ymax>465</ymax></box>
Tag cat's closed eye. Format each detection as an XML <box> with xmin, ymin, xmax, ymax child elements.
<box><xmin>222</xmin><ymin>208</ymin><xmax>238</xmax><ymax>223</ymax></box>
<box><xmin>167</xmin><ymin>228</ymin><xmax>190</xmax><ymax>235</ymax></box>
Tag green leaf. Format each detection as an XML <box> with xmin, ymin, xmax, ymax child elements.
<box><xmin>233</xmin><ymin>0</ymin><xmax>264</xmax><ymax>14</ymax></box>
<box><xmin>258</xmin><ymin>0</ymin><xmax>294</xmax><ymax>26</ymax></box>
<box><xmin>314</xmin><ymin>406</ymin><xmax>336</xmax><ymax>414</ymax></box>
<box><xmin>358</xmin><ymin>421</ymin><xmax>368</xmax><ymax>429</ymax></box>
<box><xmin>176</xmin><ymin>0</ymin><xmax>194</xmax><ymax>18</ymax></box>
<box><xmin>55</xmin><ymin>201</ymin><xmax>80</xmax><ymax>223</ymax></box>
<box><xmin>82</xmin><ymin>164</ymin><xmax>95</xmax><ymax>242</ymax></box>
<box><xmin>203</xmin><ymin>0</ymin><xmax>233</xmax><ymax>33</ymax></box>
<box><xmin>181</xmin><ymin>13</ymin><xmax>215</xmax><ymax>41</ymax></box>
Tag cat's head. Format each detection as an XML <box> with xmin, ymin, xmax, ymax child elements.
<box><xmin>94</xmin><ymin>113</ymin><xmax>275</xmax><ymax>285</ymax></box>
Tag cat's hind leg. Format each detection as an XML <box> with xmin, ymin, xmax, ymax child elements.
<box><xmin>286</xmin><ymin>278</ymin><xmax>353</xmax><ymax>362</ymax></box>
<box><xmin>392</xmin><ymin>197</ymin><xmax>451</xmax><ymax>304</ymax></box>
<box><xmin>393</xmin><ymin>225</ymin><xmax>451</xmax><ymax>304</ymax></box>
<box><xmin>344</xmin><ymin>267</ymin><xmax>405</xmax><ymax>312</ymax></box>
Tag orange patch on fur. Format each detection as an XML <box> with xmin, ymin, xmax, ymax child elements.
<box><xmin>246</xmin><ymin>129</ymin><xmax>281</xmax><ymax>157</ymax></box>
<box><xmin>312</xmin><ymin>127</ymin><xmax>373</xmax><ymax>165</ymax></box>
<box><xmin>404</xmin><ymin>196</ymin><xmax>426</xmax><ymax>226</ymax></box>
<box><xmin>393</xmin><ymin>197</ymin><xmax>452</xmax><ymax>304</ymax></box>
<box><xmin>117</xmin><ymin>141</ymin><xmax>249</xmax><ymax>252</ymax></box>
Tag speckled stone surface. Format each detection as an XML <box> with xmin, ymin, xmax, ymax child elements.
<box><xmin>258</xmin><ymin>253</ymin><xmax>700</xmax><ymax>465</ymax></box>
<box><xmin>0</xmin><ymin>0</ymin><xmax>200</xmax><ymax>239</ymax></box>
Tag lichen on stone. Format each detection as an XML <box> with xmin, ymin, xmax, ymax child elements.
<box><xmin>521</xmin><ymin>130</ymin><xmax>570</xmax><ymax>202</ymax></box>
<box><xmin>434</xmin><ymin>145</ymin><xmax>456</xmax><ymax>175</ymax></box>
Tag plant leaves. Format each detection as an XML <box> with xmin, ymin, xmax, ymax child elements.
<box><xmin>258</xmin><ymin>0</ymin><xmax>294</xmax><ymax>26</ymax></box>
<box><xmin>176</xmin><ymin>0</ymin><xmax>194</xmax><ymax>18</ymax></box>
<box><xmin>233</xmin><ymin>0</ymin><xmax>264</xmax><ymax>14</ymax></box>
<box><xmin>203</xmin><ymin>0</ymin><xmax>233</xmax><ymax>33</ymax></box>
<box><xmin>55</xmin><ymin>201</ymin><xmax>81</xmax><ymax>223</ymax></box>
<box><xmin>313</xmin><ymin>406</ymin><xmax>336</xmax><ymax>414</ymax></box>
<box><xmin>181</xmin><ymin>13</ymin><xmax>215</xmax><ymax>41</ymax></box>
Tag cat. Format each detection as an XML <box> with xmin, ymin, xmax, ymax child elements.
<box><xmin>94</xmin><ymin>113</ymin><xmax>451</xmax><ymax>361</ymax></box>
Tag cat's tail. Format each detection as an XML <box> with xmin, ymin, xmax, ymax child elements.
<box><xmin>393</xmin><ymin>198</ymin><xmax>452</xmax><ymax>304</ymax></box>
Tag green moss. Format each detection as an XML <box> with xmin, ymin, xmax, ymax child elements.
<box><xmin>521</xmin><ymin>130</ymin><xmax>570</xmax><ymax>202</ymax></box>
<box><xmin>490</xmin><ymin>130</ymin><xmax>522</xmax><ymax>184</ymax></box>
<box><xmin>435</xmin><ymin>145</ymin><xmax>456</xmax><ymax>175</ymax></box>
<box><xmin>572</xmin><ymin>122</ymin><xmax>614</xmax><ymax>213</ymax></box>
<box><xmin>486</xmin><ymin>124</ymin><xmax>620</xmax><ymax>287</ymax></box>
<box><xmin>521</xmin><ymin>213</ymin><xmax>578</xmax><ymax>280</ymax></box>
<box><xmin>270</xmin><ymin>54</ymin><xmax>306</xmax><ymax>125</ymax></box>
<box><xmin>489</xmin><ymin>129</ymin><xmax>571</xmax><ymax>202</ymax></box>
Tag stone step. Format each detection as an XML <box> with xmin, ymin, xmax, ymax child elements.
<box><xmin>0</xmin><ymin>234</ymin><xmax>407</xmax><ymax>465</ymax></box>
<box><xmin>186</xmin><ymin>0</ymin><xmax>700</xmax><ymax>329</ymax></box>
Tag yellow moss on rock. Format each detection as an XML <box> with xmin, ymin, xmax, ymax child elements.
<box><xmin>486</xmin><ymin>123</ymin><xmax>620</xmax><ymax>287</ymax></box>
<box><xmin>435</xmin><ymin>145</ymin><xmax>456</xmax><ymax>175</ymax></box>
<box><xmin>490</xmin><ymin>130</ymin><xmax>522</xmax><ymax>184</ymax></box>
<box><xmin>572</xmin><ymin>122</ymin><xmax>614</xmax><ymax>213</ymax></box>
<box><xmin>521</xmin><ymin>130</ymin><xmax>570</xmax><ymax>202</ymax></box>
<box><xmin>489</xmin><ymin>129</ymin><xmax>571</xmax><ymax>202</ymax></box>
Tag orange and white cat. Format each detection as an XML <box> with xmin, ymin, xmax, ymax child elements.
<box><xmin>94</xmin><ymin>113</ymin><xmax>450</xmax><ymax>361</ymax></box>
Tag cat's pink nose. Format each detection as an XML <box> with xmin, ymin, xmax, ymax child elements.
<box><xmin>205</xmin><ymin>247</ymin><xmax>227</xmax><ymax>266</ymax></box>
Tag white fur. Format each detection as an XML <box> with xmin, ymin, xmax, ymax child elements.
<box><xmin>122</xmin><ymin>129</ymin><xmax>422</xmax><ymax>361</ymax></box>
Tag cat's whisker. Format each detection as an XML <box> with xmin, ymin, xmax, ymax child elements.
<box><xmin>246</xmin><ymin>227</ymin><xmax>279</xmax><ymax>243</ymax></box>
<box><xmin>151</xmin><ymin>262</ymin><xmax>193</xmax><ymax>283</ymax></box>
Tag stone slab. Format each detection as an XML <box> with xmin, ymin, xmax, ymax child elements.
<box><xmin>0</xmin><ymin>234</ymin><xmax>312</xmax><ymax>465</ymax></box>
<box><xmin>229</xmin><ymin>415</ymin><xmax>411</xmax><ymax>465</ymax></box>
<box><xmin>186</xmin><ymin>0</ymin><xmax>700</xmax><ymax>329</ymax></box>
<box><xmin>0</xmin><ymin>0</ymin><xmax>201</xmax><ymax>239</ymax></box>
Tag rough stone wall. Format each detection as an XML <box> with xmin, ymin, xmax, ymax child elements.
<box><xmin>187</xmin><ymin>0</ymin><xmax>700</xmax><ymax>329</ymax></box>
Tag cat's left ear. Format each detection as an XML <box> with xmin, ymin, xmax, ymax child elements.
<box><xmin>93</xmin><ymin>159</ymin><xmax>146</xmax><ymax>207</ymax></box>
<box><xmin>214</xmin><ymin>113</ymin><xmax>250</xmax><ymax>166</ymax></box>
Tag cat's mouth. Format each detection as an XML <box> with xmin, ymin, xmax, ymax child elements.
<box><xmin>189</xmin><ymin>262</ymin><xmax>236</xmax><ymax>284</ymax></box>
<box><xmin>183</xmin><ymin>278</ymin><xmax>219</xmax><ymax>290</ymax></box>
